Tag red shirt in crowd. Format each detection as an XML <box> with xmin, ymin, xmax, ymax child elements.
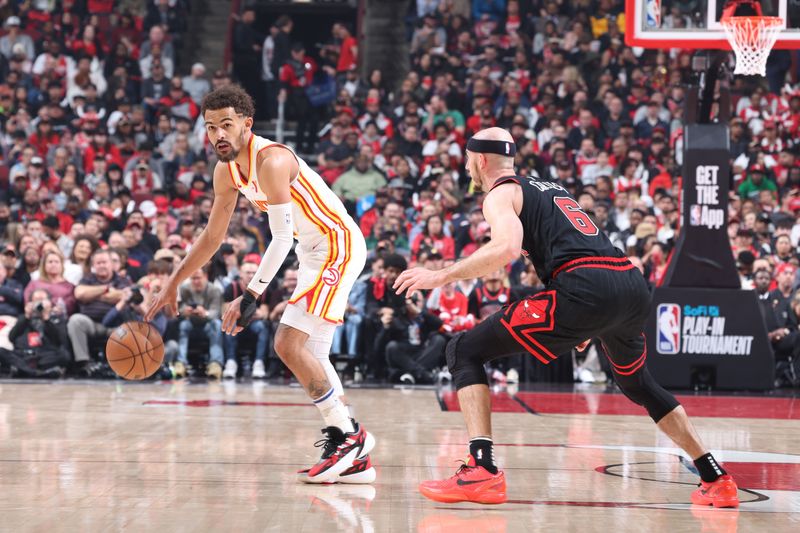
<box><xmin>430</xmin><ymin>290</ymin><xmax>474</xmax><ymax>333</ymax></box>
<box><xmin>158</xmin><ymin>94</ymin><xmax>199</xmax><ymax>121</ymax></box>
<box><xmin>337</xmin><ymin>36</ymin><xmax>358</xmax><ymax>72</ymax></box>
<box><xmin>83</xmin><ymin>143</ymin><xmax>123</xmax><ymax>173</ymax></box>
<box><xmin>87</xmin><ymin>0</ymin><xmax>114</xmax><ymax>13</ymax></box>
<box><xmin>34</xmin><ymin>210</ymin><xmax>74</xmax><ymax>235</ymax></box>
<box><xmin>411</xmin><ymin>232</ymin><xmax>455</xmax><ymax>260</ymax></box>
<box><xmin>72</xmin><ymin>39</ymin><xmax>101</xmax><ymax>58</ymax></box>
<box><xmin>280</xmin><ymin>57</ymin><xmax>317</xmax><ymax>88</ymax></box>
<box><xmin>28</xmin><ymin>131</ymin><xmax>61</xmax><ymax>157</ymax></box>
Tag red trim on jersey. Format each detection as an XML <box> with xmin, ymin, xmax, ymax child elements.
<box><xmin>255</xmin><ymin>142</ymin><xmax>301</xmax><ymax>181</ymax></box>
<box><xmin>551</xmin><ymin>256</ymin><xmax>633</xmax><ymax>279</ymax></box>
<box><xmin>604</xmin><ymin>337</ymin><xmax>647</xmax><ymax>376</ymax></box>
<box><xmin>499</xmin><ymin>290</ymin><xmax>558</xmax><ymax>364</ymax></box>
<box><xmin>489</xmin><ymin>176</ymin><xmax>520</xmax><ymax>192</ymax></box>
<box><xmin>503</xmin><ymin>326</ymin><xmax>553</xmax><ymax>364</ymax></box>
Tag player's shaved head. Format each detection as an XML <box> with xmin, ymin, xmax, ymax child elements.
<box><xmin>473</xmin><ymin>127</ymin><xmax>514</xmax><ymax>143</ymax></box>
<box><xmin>466</xmin><ymin>127</ymin><xmax>516</xmax><ymax>191</ymax></box>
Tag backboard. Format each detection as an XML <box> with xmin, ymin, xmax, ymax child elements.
<box><xmin>625</xmin><ymin>0</ymin><xmax>800</xmax><ymax>49</ymax></box>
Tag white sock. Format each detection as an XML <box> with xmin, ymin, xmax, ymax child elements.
<box><xmin>313</xmin><ymin>387</ymin><xmax>354</xmax><ymax>433</ymax></box>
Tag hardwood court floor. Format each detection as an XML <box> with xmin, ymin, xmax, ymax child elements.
<box><xmin>0</xmin><ymin>380</ymin><xmax>798</xmax><ymax>532</ymax></box>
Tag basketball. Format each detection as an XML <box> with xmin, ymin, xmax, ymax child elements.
<box><xmin>105</xmin><ymin>321</ymin><xmax>165</xmax><ymax>380</ymax></box>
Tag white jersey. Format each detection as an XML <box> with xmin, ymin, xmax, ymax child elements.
<box><xmin>226</xmin><ymin>134</ymin><xmax>366</xmax><ymax>323</ymax></box>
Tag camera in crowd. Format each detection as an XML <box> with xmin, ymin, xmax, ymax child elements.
<box><xmin>31</xmin><ymin>301</ymin><xmax>46</xmax><ymax>318</ymax></box>
<box><xmin>409</xmin><ymin>292</ymin><xmax>422</xmax><ymax>307</ymax></box>
<box><xmin>129</xmin><ymin>287</ymin><xmax>144</xmax><ymax>305</ymax></box>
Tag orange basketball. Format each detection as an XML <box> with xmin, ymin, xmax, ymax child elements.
<box><xmin>105</xmin><ymin>321</ymin><xmax>165</xmax><ymax>380</ymax></box>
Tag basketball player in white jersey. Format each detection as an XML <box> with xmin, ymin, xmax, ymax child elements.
<box><xmin>145</xmin><ymin>85</ymin><xmax>374</xmax><ymax>484</ymax></box>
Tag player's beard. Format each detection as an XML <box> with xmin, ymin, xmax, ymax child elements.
<box><xmin>215</xmin><ymin>130</ymin><xmax>246</xmax><ymax>162</ymax></box>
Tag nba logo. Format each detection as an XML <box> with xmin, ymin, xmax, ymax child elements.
<box><xmin>645</xmin><ymin>0</ymin><xmax>661</xmax><ymax>28</ymax></box>
<box><xmin>690</xmin><ymin>204</ymin><xmax>701</xmax><ymax>226</ymax></box>
<box><xmin>657</xmin><ymin>303</ymin><xmax>680</xmax><ymax>354</ymax></box>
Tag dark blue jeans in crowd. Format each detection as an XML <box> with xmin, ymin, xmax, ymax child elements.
<box><xmin>331</xmin><ymin>313</ymin><xmax>363</xmax><ymax>357</ymax></box>
<box><xmin>178</xmin><ymin>318</ymin><xmax>224</xmax><ymax>365</ymax></box>
<box><xmin>223</xmin><ymin>320</ymin><xmax>270</xmax><ymax>362</ymax></box>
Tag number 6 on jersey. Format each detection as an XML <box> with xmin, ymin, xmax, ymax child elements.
<box><xmin>554</xmin><ymin>197</ymin><xmax>599</xmax><ymax>236</ymax></box>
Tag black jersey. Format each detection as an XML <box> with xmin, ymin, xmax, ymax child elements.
<box><xmin>491</xmin><ymin>175</ymin><xmax>623</xmax><ymax>283</ymax></box>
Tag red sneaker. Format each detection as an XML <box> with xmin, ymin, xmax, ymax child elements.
<box><xmin>306</xmin><ymin>423</ymin><xmax>375</xmax><ymax>484</ymax></box>
<box><xmin>418</xmin><ymin>455</ymin><xmax>507</xmax><ymax>504</ymax></box>
<box><xmin>691</xmin><ymin>475</ymin><xmax>740</xmax><ymax>508</ymax></box>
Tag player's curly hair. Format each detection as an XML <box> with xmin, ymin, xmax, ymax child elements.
<box><xmin>201</xmin><ymin>84</ymin><xmax>255</xmax><ymax>118</ymax></box>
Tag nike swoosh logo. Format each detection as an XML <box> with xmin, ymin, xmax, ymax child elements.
<box><xmin>258</xmin><ymin>278</ymin><xmax>268</xmax><ymax>285</ymax></box>
<box><xmin>456</xmin><ymin>478</ymin><xmax>495</xmax><ymax>486</ymax></box>
<box><xmin>532</xmin><ymin>313</ymin><xmax>541</xmax><ymax>319</ymax></box>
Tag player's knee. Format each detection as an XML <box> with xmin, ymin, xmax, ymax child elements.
<box><xmin>273</xmin><ymin>328</ymin><xmax>300</xmax><ymax>363</ymax></box>
<box><xmin>385</xmin><ymin>340</ymin><xmax>402</xmax><ymax>362</ymax></box>
<box><xmin>615</xmin><ymin>367</ymin><xmax>679</xmax><ymax>423</ymax></box>
<box><xmin>446</xmin><ymin>333</ymin><xmax>489</xmax><ymax>390</ymax></box>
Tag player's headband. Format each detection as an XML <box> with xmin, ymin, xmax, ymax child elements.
<box><xmin>466</xmin><ymin>138</ymin><xmax>516</xmax><ymax>157</ymax></box>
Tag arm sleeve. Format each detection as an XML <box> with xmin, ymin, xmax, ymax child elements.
<box><xmin>247</xmin><ymin>203</ymin><xmax>295</xmax><ymax>295</ymax></box>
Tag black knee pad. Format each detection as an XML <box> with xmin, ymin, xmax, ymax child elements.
<box><xmin>614</xmin><ymin>367</ymin><xmax>680</xmax><ymax>422</ymax></box>
<box><xmin>446</xmin><ymin>332</ymin><xmax>489</xmax><ymax>390</ymax></box>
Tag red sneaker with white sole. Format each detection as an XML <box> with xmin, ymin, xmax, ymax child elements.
<box><xmin>418</xmin><ymin>454</ymin><xmax>507</xmax><ymax>504</ymax></box>
<box><xmin>299</xmin><ymin>423</ymin><xmax>375</xmax><ymax>484</ymax></box>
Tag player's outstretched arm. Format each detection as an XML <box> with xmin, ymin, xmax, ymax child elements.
<box><xmin>221</xmin><ymin>150</ymin><xmax>296</xmax><ymax>335</ymax></box>
<box><xmin>144</xmin><ymin>163</ymin><xmax>238</xmax><ymax>320</ymax></box>
<box><xmin>394</xmin><ymin>183</ymin><xmax>523</xmax><ymax>295</ymax></box>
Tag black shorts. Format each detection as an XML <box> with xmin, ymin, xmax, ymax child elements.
<box><xmin>472</xmin><ymin>257</ymin><xmax>652</xmax><ymax>372</ymax></box>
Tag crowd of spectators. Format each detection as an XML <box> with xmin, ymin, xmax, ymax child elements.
<box><xmin>0</xmin><ymin>1</ymin><xmax>798</xmax><ymax>387</ymax></box>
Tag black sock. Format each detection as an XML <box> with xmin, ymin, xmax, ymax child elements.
<box><xmin>694</xmin><ymin>452</ymin><xmax>726</xmax><ymax>482</ymax></box>
<box><xmin>469</xmin><ymin>437</ymin><xmax>498</xmax><ymax>474</ymax></box>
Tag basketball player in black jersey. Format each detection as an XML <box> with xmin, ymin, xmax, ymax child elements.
<box><xmin>394</xmin><ymin>127</ymin><xmax>739</xmax><ymax>507</ymax></box>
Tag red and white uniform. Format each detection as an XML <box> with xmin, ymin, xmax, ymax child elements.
<box><xmin>227</xmin><ymin>134</ymin><xmax>367</xmax><ymax>324</ymax></box>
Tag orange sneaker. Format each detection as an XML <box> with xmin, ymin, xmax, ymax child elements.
<box><xmin>419</xmin><ymin>455</ymin><xmax>507</xmax><ymax>504</ymax></box>
<box><xmin>691</xmin><ymin>475</ymin><xmax>740</xmax><ymax>508</ymax></box>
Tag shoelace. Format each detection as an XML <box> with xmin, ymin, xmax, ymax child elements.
<box><xmin>313</xmin><ymin>429</ymin><xmax>343</xmax><ymax>459</ymax></box>
<box><xmin>453</xmin><ymin>460</ymin><xmax>478</xmax><ymax>478</ymax></box>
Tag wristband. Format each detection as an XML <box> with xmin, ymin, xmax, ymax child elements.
<box><xmin>237</xmin><ymin>290</ymin><xmax>258</xmax><ymax>327</ymax></box>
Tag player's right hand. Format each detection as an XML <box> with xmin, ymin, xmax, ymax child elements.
<box><xmin>144</xmin><ymin>283</ymin><xmax>178</xmax><ymax>321</ymax></box>
<box><xmin>221</xmin><ymin>295</ymin><xmax>245</xmax><ymax>336</ymax></box>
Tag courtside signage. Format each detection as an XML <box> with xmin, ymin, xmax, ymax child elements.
<box><xmin>657</xmin><ymin>304</ymin><xmax>753</xmax><ymax>356</ymax></box>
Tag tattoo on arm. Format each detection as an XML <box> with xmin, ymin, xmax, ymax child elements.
<box><xmin>308</xmin><ymin>378</ymin><xmax>332</xmax><ymax>399</ymax></box>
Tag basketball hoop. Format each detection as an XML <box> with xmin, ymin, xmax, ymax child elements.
<box><xmin>721</xmin><ymin>10</ymin><xmax>783</xmax><ymax>76</ymax></box>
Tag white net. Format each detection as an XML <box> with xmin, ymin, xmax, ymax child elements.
<box><xmin>721</xmin><ymin>16</ymin><xmax>784</xmax><ymax>76</ymax></box>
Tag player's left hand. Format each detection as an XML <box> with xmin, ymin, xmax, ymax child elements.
<box><xmin>221</xmin><ymin>296</ymin><xmax>244</xmax><ymax>336</ymax></box>
<box><xmin>393</xmin><ymin>267</ymin><xmax>445</xmax><ymax>295</ymax></box>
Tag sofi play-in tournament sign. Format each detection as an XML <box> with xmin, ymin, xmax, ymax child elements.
<box><xmin>657</xmin><ymin>303</ymin><xmax>754</xmax><ymax>356</ymax></box>
<box><xmin>647</xmin><ymin>124</ymin><xmax>772</xmax><ymax>390</ymax></box>
<box><xmin>647</xmin><ymin>288</ymin><xmax>771</xmax><ymax>390</ymax></box>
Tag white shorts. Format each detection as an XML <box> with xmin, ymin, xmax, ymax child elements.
<box><xmin>286</xmin><ymin>225</ymin><xmax>367</xmax><ymax>326</ymax></box>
